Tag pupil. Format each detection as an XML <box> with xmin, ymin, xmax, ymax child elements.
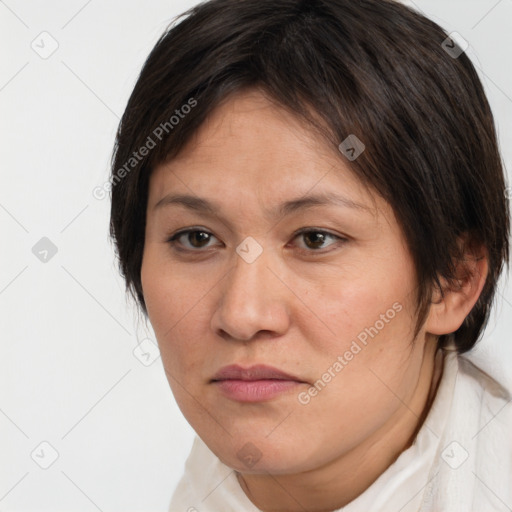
<box><xmin>191</xmin><ymin>231</ymin><xmax>209</xmax><ymax>247</ymax></box>
<box><xmin>305</xmin><ymin>232</ymin><xmax>325</xmax><ymax>248</ymax></box>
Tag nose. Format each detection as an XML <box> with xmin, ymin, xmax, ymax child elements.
<box><xmin>210</xmin><ymin>248</ymin><xmax>291</xmax><ymax>342</ymax></box>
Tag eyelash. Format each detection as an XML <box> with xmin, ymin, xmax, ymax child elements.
<box><xmin>166</xmin><ymin>228</ymin><xmax>347</xmax><ymax>255</ymax></box>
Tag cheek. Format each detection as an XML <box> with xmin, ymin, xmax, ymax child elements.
<box><xmin>302</xmin><ymin>276</ymin><xmax>419</xmax><ymax>419</ymax></box>
<box><xmin>141</xmin><ymin>247</ymin><xmax>191</xmax><ymax>330</ymax></box>
<box><xmin>307</xmin><ymin>268</ymin><xmax>412</xmax><ymax>352</ymax></box>
<box><xmin>141</xmin><ymin>249</ymin><xmax>216</xmax><ymax>380</ymax></box>
<box><xmin>301</xmin><ymin>268</ymin><xmax>419</xmax><ymax>417</ymax></box>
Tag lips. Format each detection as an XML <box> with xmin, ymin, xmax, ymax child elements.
<box><xmin>211</xmin><ymin>364</ymin><xmax>303</xmax><ymax>382</ymax></box>
<box><xmin>210</xmin><ymin>364</ymin><xmax>306</xmax><ymax>402</ymax></box>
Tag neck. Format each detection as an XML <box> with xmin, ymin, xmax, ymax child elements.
<box><xmin>236</xmin><ymin>341</ymin><xmax>445</xmax><ymax>512</ymax></box>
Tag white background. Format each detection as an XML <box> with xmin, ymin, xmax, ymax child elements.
<box><xmin>1</xmin><ymin>1</ymin><xmax>511</xmax><ymax>511</ymax></box>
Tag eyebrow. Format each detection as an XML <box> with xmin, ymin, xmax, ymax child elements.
<box><xmin>153</xmin><ymin>192</ymin><xmax>372</xmax><ymax>219</ymax></box>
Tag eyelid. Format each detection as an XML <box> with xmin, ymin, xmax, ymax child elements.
<box><xmin>291</xmin><ymin>227</ymin><xmax>345</xmax><ymax>239</ymax></box>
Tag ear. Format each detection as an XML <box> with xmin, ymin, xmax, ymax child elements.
<box><xmin>425</xmin><ymin>238</ymin><xmax>488</xmax><ymax>336</ymax></box>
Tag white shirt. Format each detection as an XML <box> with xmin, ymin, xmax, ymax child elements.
<box><xmin>169</xmin><ymin>349</ymin><xmax>512</xmax><ymax>511</ymax></box>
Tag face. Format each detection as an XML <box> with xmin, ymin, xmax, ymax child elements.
<box><xmin>141</xmin><ymin>89</ymin><xmax>430</xmax><ymax>475</ymax></box>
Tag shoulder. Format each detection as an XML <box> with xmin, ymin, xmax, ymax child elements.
<box><xmin>419</xmin><ymin>351</ymin><xmax>512</xmax><ymax>511</ymax></box>
<box><xmin>457</xmin><ymin>353</ymin><xmax>512</xmax><ymax>507</ymax></box>
<box><xmin>457</xmin><ymin>353</ymin><xmax>512</xmax><ymax>421</ymax></box>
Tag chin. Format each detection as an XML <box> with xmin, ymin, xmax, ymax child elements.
<box><xmin>203</xmin><ymin>430</ymin><xmax>324</xmax><ymax>475</ymax></box>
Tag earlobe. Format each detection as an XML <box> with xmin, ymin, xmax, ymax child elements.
<box><xmin>425</xmin><ymin>244</ymin><xmax>488</xmax><ymax>336</ymax></box>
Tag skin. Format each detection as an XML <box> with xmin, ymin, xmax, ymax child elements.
<box><xmin>141</xmin><ymin>89</ymin><xmax>488</xmax><ymax>512</ymax></box>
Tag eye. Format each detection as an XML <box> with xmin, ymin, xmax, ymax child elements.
<box><xmin>167</xmin><ymin>229</ymin><xmax>220</xmax><ymax>250</ymax></box>
<box><xmin>166</xmin><ymin>228</ymin><xmax>347</xmax><ymax>254</ymax></box>
<box><xmin>292</xmin><ymin>229</ymin><xmax>346</xmax><ymax>252</ymax></box>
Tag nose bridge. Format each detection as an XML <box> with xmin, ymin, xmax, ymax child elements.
<box><xmin>212</xmin><ymin>242</ymin><xmax>289</xmax><ymax>340</ymax></box>
<box><xmin>225</xmin><ymin>245</ymin><xmax>272</xmax><ymax>313</ymax></box>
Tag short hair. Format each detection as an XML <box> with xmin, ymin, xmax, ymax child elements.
<box><xmin>109</xmin><ymin>0</ymin><xmax>510</xmax><ymax>353</ymax></box>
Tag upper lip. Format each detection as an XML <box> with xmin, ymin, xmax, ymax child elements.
<box><xmin>211</xmin><ymin>364</ymin><xmax>303</xmax><ymax>382</ymax></box>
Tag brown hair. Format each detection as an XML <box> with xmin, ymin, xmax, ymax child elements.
<box><xmin>110</xmin><ymin>0</ymin><xmax>509</xmax><ymax>353</ymax></box>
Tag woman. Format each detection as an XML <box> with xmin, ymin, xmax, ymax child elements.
<box><xmin>109</xmin><ymin>0</ymin><xmax>511</xmax><ymax>510</ymax></box>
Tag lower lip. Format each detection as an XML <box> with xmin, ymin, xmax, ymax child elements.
<box><xmin>213</xmin><ymin>379</ymin><xmax>302</xmax><ymax>402</ymax></box>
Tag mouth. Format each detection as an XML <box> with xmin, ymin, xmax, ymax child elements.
<box><xmin>211</xmin><ymin>364</ymin><xmax>307</xmax><ymax>402</ymax></box>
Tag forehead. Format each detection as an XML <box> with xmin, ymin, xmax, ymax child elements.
<box><xmin>167</xmin><ymin>90</ymin><xmax>336</xmax><ymax>174</ymax></box>
<box><xmin>148</xmin><ymin>89</ymin><xmax>392</xmax><ymax>224</ymax></box>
